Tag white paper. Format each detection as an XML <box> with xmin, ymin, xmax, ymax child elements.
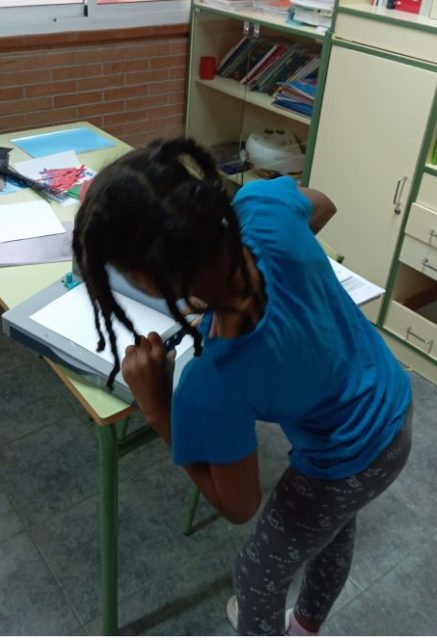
<box><xmin>0</xmin><ymin>200</ymin><xmax>65</xmax><ymax>243</ymax></box>
<box><xmin>30</xmin><ymin>283</ymin><xmax>193</xmax><ymax>364</ymax></box>
<box><xmin>15</xmin><ymin>151</ymin><xmax>81</xmax><ymax>180</ymax></box>
<box><xmin>328</xmin><ymin>258</ymin><xmax>385</xmax><ymax>306</ymax></box>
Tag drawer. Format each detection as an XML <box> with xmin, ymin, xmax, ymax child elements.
<box><xmin>405</xmin><ymin>202</ymin><xmax>437</xmax><ymax>247</ymax></box>
<box><xmin>416</xmin><ymin>172</ymin><xmax>437</xmax><ymax>213</ymax></box>
<box><xmin>400</xmin><ymin>234</ymin><xmax>437</xmax><ymax>282</ymax></box>
<box><xmin>335</xmin><ymin>12</ymin><xmax>437</xmax><ymax>64</ymax></box>
<box><xmin>385</xmin><ymin>300</ymin><xmax>437</xmax><ymax>360</ymax></box>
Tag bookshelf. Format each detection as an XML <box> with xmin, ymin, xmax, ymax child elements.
<box><xmin>195</xmin><ymin>77</ymin><xmax>312</xmax><ymax>126</ymax></box>
<box><xmin>185</xmin><ymin>1</ymin><xmax>328</xmax><ymax>187</ymax></box>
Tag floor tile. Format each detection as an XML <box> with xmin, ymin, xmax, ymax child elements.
<box><xmin>0</xmin><ymin>354</ymin><xmax>79</xmax><ymax>442</ymax></box>
<box><xmin>324</xmin><ymin>533</ymin><xmax>437</xmax><ymax>635</ymax></box>
<box><xmin>85</xmin><ymin>539</ymin><xmax>237</xmax><ymax>636</ymax></box>
<box><xmin>0</xmin><ymin>415</ymin><xmax>100</xmax><ymax>528</ymax></box>
<box><xmin>0</xmin><ymin>488</ymin><xmax>23</xmax><ymax>543</ymax></box>
<box><xmin>0</xmin><ymin>532</ymin><xmax>80</xmax><ymax>635</ymax></box>
<box><xmin>31</xmin><ymin>479</ymin><xmax>190</xmax><ymax>625</ymax></box>
<box><xmin>349</xmin><ymin>489</ymin><xmax>430</xmax><ymax>590</ymax></box>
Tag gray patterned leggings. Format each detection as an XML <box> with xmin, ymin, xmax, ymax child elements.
<box><xmin>234</xmin><ymin>405</ymin><xmax>413</xmax><ymax>635</ymax></box>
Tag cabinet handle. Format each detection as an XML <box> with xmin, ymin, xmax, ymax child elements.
<box><xmin>429</xmin><ymin>229</ymin><xmax>437</xmax><ymax>245</ymax></box>
<box><xmin>405</xmin><ymin>326</ymin><xmax>434</xmax><ymax>353</ymax></box>
<box><xmin>243</xmin><ymin>20</ymin><xmax>250</xmax><ymax>35</ymax></box>
<box><xmin>422</xmin><ymin>257</ymin><xmax>437</xmax><ymax>274</ymax></box>
<box><xmin>393</xmin><ymin>176</ymin><xmax>408</xmax><ymax>214</ymax></box>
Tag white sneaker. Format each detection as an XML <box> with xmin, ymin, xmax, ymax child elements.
<box><xmin>226</xmin><ymin>597</ymin><xmax>302</xmax><ymax>634</ymax></box>
<box><xmin>226</xmin><ymin>595</ymin><xmax>239</xmax><ymax>631</ymax></box>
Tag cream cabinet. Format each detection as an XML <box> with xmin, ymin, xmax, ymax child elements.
<box><xmin>383</xmin><ymin>165</ymin><xmax>437</xmax><ymax>384</ymax></box>
<box><xmin>306</xmin><ymin>2</ymin><xmax>437</xmax><ymax>380</ymax></box>
<box><xmin>308</xmin><ymin>45</ymin><xmax>437</xmax><ymax>321</ymax></box>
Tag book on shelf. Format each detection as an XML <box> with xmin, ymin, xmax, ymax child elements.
<box><xmin>275</xmin><ymin>78</ymin><xmax>317</xmax><ymax>101</ymax></box>
<box><xmin>418</xmin><ymin>0</ymin><xmax>432</xmax><ymax>15</ymax></box>
<box><xmin>291</xmin><ymin>6</ymin><xmax>333</xmax><ymax>27</ymax></box>
<box><xmin>272</xmin><ymin>96</ymin><xmax>314</xmax><ymax>116</ymax></box>
<box><xmin>238</xmin><ymin>40</ymin><xmax>280</xmax><ymax>84</ymax></box>
<box><xmin>293</xmin><ymin>0</ymin><xmax>334</xmax><ymax>10</ymax></box>
<box><xmin>393</xmin><ymin>0</ymin><xmax>422</xmax><ymax>12</ymax></box>
<box><xmin>253</xmin><ymin>48</ymin><xmax>309</xmax><ymax>94</ymax></box>
<box><xmin>289</xmin><ymin>55</ymin><xmax>320</xmax><ymax>82</ymax></box>
<box><xmin>217</xmin><ymin>38</ymin><xmax>255</xmax><ymax>77</ymax></box>
<box><xmin>271</xmin><ymin>57</ymin><xmax>319</xmax><ymax>116</ymax></box>
<box><xmin>289</xmin><ymin>0</ymin><xmax>334</xmax><ymax>27</ymax></box>
<box><xmin>245</xmin><ymin>44</ymin><xmax>289</xmax><ymax>87</ymax></box>
<box><xmin>217</xmin><ymin>35</ymin><xmax>248</xmax><ymax>73</ymax></box>
<box><xmin>200</xmin><ymin>0</ymin><xmax>252</xmax><ymax>9</ymax></box>
<box><xmin>251</xmin><ymin>0</ymin><xmax>290</xmax><ymax>14</ymax></box>
<box><xmin>230</xmin><ymin>39</ymin><xmax>278</xmax><ymax>82</ymax></box>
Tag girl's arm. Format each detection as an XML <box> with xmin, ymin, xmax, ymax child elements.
<box><xmin>298</xmin><ymin>186</ymin><xmax>337</xmax><ymax>235</ymax></box>
<box><xmin>122</xmin><ymin>333</ymin><xmax>261</xmax><ymax>524</ymax></box>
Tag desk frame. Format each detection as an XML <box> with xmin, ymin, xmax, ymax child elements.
<box><xmin>51</xmin><ymin>362</ymin><xmax>200</xmax><ymax>635</ymax></box>
<box><xmin>0</xmin><ymin>121</ymin><xmax>201</xmax><ymax>636</ymax></box>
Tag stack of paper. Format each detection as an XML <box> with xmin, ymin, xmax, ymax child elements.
<box><xmin>290</xmin><ymin>0</ymin><xmax>334</xmax><ymax>28</ymax></box>
<box><xmin>201</xmin><ymin>0</ymin><xmax>252</xmax><ymax>9</ymax></box>
<box><xmin>252</xmin><ymin>0</ymin><xmax>290</xmax><ymax>15</ymax></box>
<box><xmin>328</xmin><ymin>258</ymin><xmax>385</xmax><ymax>307</ymax></box>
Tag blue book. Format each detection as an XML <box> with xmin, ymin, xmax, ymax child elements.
<box><xmin>287</xmin><ymin>80</ymin><xmax>317</xmax><ymax>100</ymax></box>
<box><xmin>272</xmin><ymin>97</ymin><xmax>314</xmax><ymax>116</ymax></box>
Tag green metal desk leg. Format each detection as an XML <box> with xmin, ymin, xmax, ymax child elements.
<box><xmin>98</xmin><ymin>424</ymin><xmax>119</xmax><ymax>635</ymax></box>
<box><xmin>183</xmin><ymin>486</ymin><xmax>201</xmax><ymax>536</ymax></box>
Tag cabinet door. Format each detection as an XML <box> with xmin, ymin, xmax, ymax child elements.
<box><xmin>309</xmin><ymin>45</ymin><xmax>437</xmax><ymax>299</ymax></box>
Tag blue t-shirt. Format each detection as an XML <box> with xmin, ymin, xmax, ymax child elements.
<box><xmin>171</xmin><ymin>177</ymin><xmax>412</xmax><ymax>479</ymax></box>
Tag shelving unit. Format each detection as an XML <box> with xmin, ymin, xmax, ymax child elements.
<box><xmin>195</xmin><ymin>77</ymin><xmax>312</xmax><ymax>126</ymax></box>
<box><xmin>186</xmin><ymin>1</ymin><xmax>329</xmax><ymax>188</ymax></box>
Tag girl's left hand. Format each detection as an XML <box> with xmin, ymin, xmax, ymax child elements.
<box><xmin>121</xmin><ymin>332</ymin><xmax>173</xmax><ymax>425</ymax></box>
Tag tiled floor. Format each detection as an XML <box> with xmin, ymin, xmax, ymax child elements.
<box><xmin>0</xmin><ymin>330</ymin><xmax>436</xmax><ymax>636</ymax></box>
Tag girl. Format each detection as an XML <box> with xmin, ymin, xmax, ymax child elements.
<box><xmin>73</xmin><ymin>137</ymin><xmax>412</xmax><ymax>636</ymax></box>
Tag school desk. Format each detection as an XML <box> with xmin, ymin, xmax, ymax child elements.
<box><xmin>0</xmin><ymin>122</ymin><xmax>199</xmax><ymax>635</ymax></box>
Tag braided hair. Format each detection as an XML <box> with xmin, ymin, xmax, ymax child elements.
<box><xmin>73</xmin><ymin>137</ymin><xmax>256</xmax><ymax>389</ymax></box>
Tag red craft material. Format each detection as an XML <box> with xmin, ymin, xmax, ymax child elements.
<box><xmin>40</xmin><ymin>165</ymin><xmax>86</xmax><ymax>192</ymax></box>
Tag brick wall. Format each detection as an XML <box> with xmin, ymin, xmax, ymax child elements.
<box><xmin>0</xmin><ymin>25</ymin><xmax>188</xmax><ymax>147</ymax></box>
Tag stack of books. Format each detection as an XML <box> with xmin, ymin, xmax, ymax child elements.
<box><xmin>252</xmin><ymin>0</ymin><xmax>290</xmax><ymax>15</ymax></box>
<box><xmin>271</xmin><ymin>55</ymin><xmax>319</xmax><ymax>115</ymax></box>
<box><xmin>200</xmin><ymin>0</ymin><xmax>252</xmax><ymax>10</ymax></box>
<box><xmin>289</xmin><ymin>0</ymin><xmax>334</xmax><ymax>28</ymax></box>
<box><xmin>217</xmin><ymin>36</ymin><xmax>319</xmax><ymax>96</ymax></box>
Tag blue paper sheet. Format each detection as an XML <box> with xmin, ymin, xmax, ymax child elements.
<box><xmin>0</xmin><ymin>179</ymin><xmax>22</xmax><ymax>195</ymax></box>
<box><xmin>11</xmin><ymin>127</ymin><xmax>114</xmax><ymax>158</ymax></box>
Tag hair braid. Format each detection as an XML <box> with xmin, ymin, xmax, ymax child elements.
<box><xmin>73</xmin><ymin>136</ymin><xmax>265</xmax><ymax>392</ymax></box>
